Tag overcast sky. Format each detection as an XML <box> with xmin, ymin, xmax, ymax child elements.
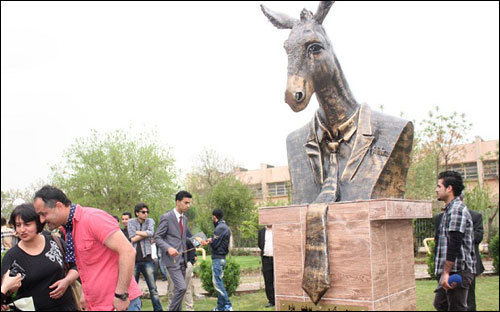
<box><xmin>2</xmin><ymin>1</ymin><xmax>499</xmax><ymax>191</ymax></box>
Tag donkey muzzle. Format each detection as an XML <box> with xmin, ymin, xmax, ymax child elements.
<box><xmin>285</xmin><ymin>75</ymin><xmax>314</xmax><ymax>112</ymax></box>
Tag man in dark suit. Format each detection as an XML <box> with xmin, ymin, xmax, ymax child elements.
<box><xmin>434</xmin><ymin>208</ymin><xmax>484</xmax><ymax>311</ymax></box>
<box><xmin>258</xmin><ymin>225</ymin><xmax>275</xmax><ymax>307</ymax></box>
<box><xmin>467</xmin><ymin>209</ymin><xmax>485</xmax><ymax>311</ymax></box>
<box><xmin>154</xmin><ymin>191</ymin><xmax>192</xmax><ymax>311</ymax></box>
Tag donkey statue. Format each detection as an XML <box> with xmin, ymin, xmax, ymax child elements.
<box><xmin>261</xmin><ymin>1</ymin><xmax>413</xmax><ymax>205</ymax></box>
<box><xmin>261</xmin><ymin>1</ymin><xmax>414</xmax><ymax>305</ymax></box>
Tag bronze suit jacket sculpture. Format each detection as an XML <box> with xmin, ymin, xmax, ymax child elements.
<box><xmin>261</xmin><ymin>1</ymin><xmax>413</xmax><ymax>305</ymax></box>
<box><xmin>288</xmin><ymin>103</ymin><xmax>413</xmax><ymax>205</ymax></box>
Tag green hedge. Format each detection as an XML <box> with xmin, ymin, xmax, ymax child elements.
<box><xmin>199</xmin><ymin>257</ymin><xmax>241</xmax><ymax>297</ymax></box>
<box><xmin>426</xmin><ymin>240</ymin><xmax>437</xmax><ymax>280</ymax></box>
<box><xmin>490</xmin><ymin>234</ymin><xmax>499</xmax><ymax>274</ymax></box>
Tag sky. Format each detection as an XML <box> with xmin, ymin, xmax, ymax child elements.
<box><xmin>2</xmin><ymin>1</ymin><xmax>499</xmax><ymax>191</ymax></box>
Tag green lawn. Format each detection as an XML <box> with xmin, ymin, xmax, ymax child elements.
<box><xmin>416</xmin><ymin>275</ymin><xmax>499</xmax><ymax>311</ymax></box>
<box><xmin>142</xmin><ymin>290</ymin><xmax>275</xmax><ymax>311</ymax></box>
<box><xmin>142</xmin><ymin>275</ymin><xmax>499</xmax><ymax>311</ymax></box>
<box><xmin>230</xmin><ymin>256</ymin><xmax>261</xmax><ymax>273</ymax></box>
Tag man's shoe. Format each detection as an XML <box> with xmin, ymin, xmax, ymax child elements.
<box><xmin>265</xmin><ymin>302</ymin><xmax>275</xmax><ymax>308</ymax></box>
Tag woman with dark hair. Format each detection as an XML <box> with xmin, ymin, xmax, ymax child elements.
<box><xmin>0</xmin><ymin>203</ymin><xmax>79</xmax><ymax>311</ymax></box>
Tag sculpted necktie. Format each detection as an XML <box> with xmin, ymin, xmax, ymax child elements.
<box><xmin>302</xmin><ymin>142</ymin><xmax>338</xmax><ymax>305</ymax></box>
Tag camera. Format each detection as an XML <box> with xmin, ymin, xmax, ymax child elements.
<box><xmin>9</xmin><ymin>260</ymin><xmax>26</xmax><ymax>280</ymax></box>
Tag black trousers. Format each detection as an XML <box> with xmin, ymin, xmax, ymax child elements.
<box><xmin>262</xmin><ymin>256</ymin><xmax>275</xmax><ymax>305</ymax></box>
<box><xmin>434</xmin><ymin>271</ymin><xmax>474</xmax><ymax>311</ymax></box>
<box><xmin>467</xmin><ymin>275</ymin><xmax>476</xmax><ymax>311</ymax></box>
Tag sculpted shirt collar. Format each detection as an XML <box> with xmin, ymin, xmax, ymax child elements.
<box><xmin>315</xmin><ymin>108</ymin><xmax>359</xmax><ymax>144</ymax></box>
<box><xmin>305</xmin><ymin>104</ymin><xmax>375</xmax><ymax>185</ymax></box>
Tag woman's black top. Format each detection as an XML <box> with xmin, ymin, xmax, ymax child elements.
<box><xmin>1</xmin><ymin>234</ymin><xmax>76</xmax><ymax>311</ymax></box>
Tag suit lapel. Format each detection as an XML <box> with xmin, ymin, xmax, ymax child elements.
<box><xmin>340</xmin><ymin>104</ymin><xmax>375</xmax><ymax>182</ymax></box>
<box><xmin>305</xmin><ymin>113</ymin><xmax>324</xmax><ymax>185</ymax></box>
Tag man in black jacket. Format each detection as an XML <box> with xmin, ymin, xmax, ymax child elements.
<box><xmin>258</xmin><ymin>225</ymin><xmax>275</xmax><ymax>307</ymax></box>
<box><xmin>207</xmin><ymin>209</ymin><xmax>232</xmax><ymax>311</ymax></box>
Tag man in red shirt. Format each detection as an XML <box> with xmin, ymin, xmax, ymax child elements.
<box><xmin>33</xmin><ymin>185</ymin><xmax>142</xmax><ymax>311</ymax></box>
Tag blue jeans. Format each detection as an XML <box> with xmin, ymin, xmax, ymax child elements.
<box><xmin>212</xmin><ymin>258</ymin><xmax>232</xmax><ymax>311</ymax></box>
<box><xmin>127</xmin><ymin>297</ymin><xmax>142</xmax><ymax>311</ymax></box>
<box><xmin>134</xmin><ymin>261</ymin><xmax>163</xmax><ymax>311</ymax></box>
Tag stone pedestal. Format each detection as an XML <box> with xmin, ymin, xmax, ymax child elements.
<box><xmin>259</xmin><ymin>199</ymin><xmax>432</xmax><ymax>311</ymax></box>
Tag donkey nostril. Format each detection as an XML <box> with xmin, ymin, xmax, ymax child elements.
<box><xmin>295</xmin><ymin>92</ymin><xmax>304</xmax><ymax>102</ymax></box>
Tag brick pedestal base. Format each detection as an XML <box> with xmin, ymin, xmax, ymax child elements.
<box><xmin>259</xmin><ymin>199</ymin><xmax>432</xmax><ymax>311</ymax></box>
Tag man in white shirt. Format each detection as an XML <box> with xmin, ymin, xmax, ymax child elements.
<box><xmin>258</xmin><ymin>225</ymin><xmax>275</xmax><ymax>307</ymax></box>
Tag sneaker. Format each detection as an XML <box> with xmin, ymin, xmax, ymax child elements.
<box><xmin>265</xmin><ymin>302</ymin><xmax>275</xmax><ymax>307</ymax></box>
<box><xmin>224</xmin><ymin>306</ymin><xmax>233</xmax><ymax>311</ymax></box>
<box><xmin>212</xmin><ymin>308</ymin><xmax>219</xmax><ymax>311</ymax></box>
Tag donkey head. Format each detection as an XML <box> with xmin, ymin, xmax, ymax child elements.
<box><xmin>261</xmin><ymin>1</ymin><xmax>336</xmax><ymax>112</ymax></box>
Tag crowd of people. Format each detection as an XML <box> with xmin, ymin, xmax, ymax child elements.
<box><xmin>0</xmin><ymin>187</ymin><xmax>233</xmax><ymax>311</ymax></box>
<box><xmin>0</xmin><ymin>169</ymin><xmax>487</xmax><ymax>311</ymax></box>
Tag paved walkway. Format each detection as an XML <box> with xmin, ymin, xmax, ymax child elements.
<box><xmin>139</xmin><ymin>260</ymin><xmax>495</xmax><ymax>297</ymax></box>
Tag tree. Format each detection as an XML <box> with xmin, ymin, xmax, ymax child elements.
<box><xmin>50</xmin><ymin>129</ymin><xmax>179</xmax><ymax>224</ymax></box>
<box><xmin>463</xmin><ymin>185</ymin><xmax>499</xmax><ymax>249</ymax></box>
<box><xmin>207</xmin><ymin>176</ymin><xmax>255</xmax><ymax>247</ymax></box>
<box><xmin>405</xmin><ymin>138</ymin><xmax>439</xmax><ymax>200</ymax></box>
<box><xmin>186</xmin><ymin>148</ymin><xmax>237</xmax><ymax>235</ymax></box>
<box><xmin>420</xmin><ymin>106</ymin><xmax>472</xmax><ymax>172</ymax></box>
<box><xmin>1</xmin><ymin>180</ymin><xmax>48</xmax><ymax>218</ymax></box>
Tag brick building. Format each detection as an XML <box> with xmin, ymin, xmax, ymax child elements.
<box><xmin>447</xmin><ymin>137</ymin><xmax>499</xmax><ymax>196</ymax></box>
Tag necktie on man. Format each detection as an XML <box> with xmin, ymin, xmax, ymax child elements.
<box><xmin>179</xmin><ymin>216</ymin><xmax>183</xmax><ymax>235</ymax></box>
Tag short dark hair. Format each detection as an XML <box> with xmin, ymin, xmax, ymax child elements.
<box><xmin>438</xmin><ymin>171</ymin><xmax>465</xmax><ymax>197</ymax></box>
<box><xmin>112</xmin><ymin>215</ymin><xmax>119</xmax><ymax>223</ymax></box>
<box><xmin>1</xmin><ymin>217</ymin><xmax>6</xmax><ymax>226</ymax></box>
<box><xmin>121</xmin><ymin>212</ymin><xmax>132</xmax><ymax>218</ymax></box>
<box><xmin>212</xmin><ymin>208</ymin><xmax>224</xmax><ymax>221</ymax></box>
<box><xmin>134</xmin><ymin>203</ymin><xmax>149</xmax><ymax>215</ymax></box>
<box><xmin>10</xmin><ymin>203</ymin><xmax>45</xmax><ymax>233</ymax></box>
<box><xmin>34</xmin><ymin>185</ymin><xmax>72</xmax><ymax>208</ymax></box>
<box><xmin>175</xmin><ymin>191</ymin><xmax>192</xmax><ymax>202</ymax></box>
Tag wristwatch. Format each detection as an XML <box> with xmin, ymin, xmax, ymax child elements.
<box><xmin>114</xmin><ymin>292</ymin><xmax>129</xmax><ymax>301</ymax></box>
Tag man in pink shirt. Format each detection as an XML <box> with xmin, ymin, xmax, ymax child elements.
<box><xmin>33</xmin><ymin>185</ymin><xmax>142</xmax><ymax>311</ymax></box>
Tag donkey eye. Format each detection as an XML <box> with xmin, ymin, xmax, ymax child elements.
<box><xmin>308</xmin><ymin>43</ymin><xmax>323</xmax><ymax>55</ymax></box>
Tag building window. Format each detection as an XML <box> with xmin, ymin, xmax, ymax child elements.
<box><xmin>463</xmin><ymin>162</ymin><xmax>478</xmax><ymax>180</ymax></box>
<box><xmin>250</xmin><ymin>184</ymin><xmax>262</xmax><ymax>199</ymax></box>
<box><xmin>447</xmin><ymin>163</ymin><xmax>478</xmax><ymax>180</ymax></box>
<box><xmin>483</xmin><ymin>160</ymin><xmax>499</xmax><ymax>179</ymax></box>
<box><xmin>448</xmin><ymin>164</ymin><xmax>465</xmax><ymax>178</ymax></box>
<box><xmin>268</xmin><ymin>182</ymin><xmax>288</xmax><ymax>197</ymax></box>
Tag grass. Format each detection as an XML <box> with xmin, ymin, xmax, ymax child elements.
<box><xmin>142</xmin><ymin>275</ymin><xmax>499</xmax><ymax>311</ymax></box>
<box><xmin>141</xmin><ymin>290</ymin><xmax>275</xmax><ymax>311</ymax></box>
<box><xmin>229</xmin><ymin>256</ymin><xmax>261</xmax><ymax>273</ymax></box>
<box><xmin>416</xmin><ymin>275</ymin><xmax>499</xmax><ymax>311</ymax></box>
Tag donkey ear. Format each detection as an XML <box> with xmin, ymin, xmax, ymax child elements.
<box><xmin>260</xmin><ymin>4</ymin><xmax>297</xmax><ymax>29</ymax></box>
<box><xmin>313</xmin><ymin>1</ymin><xmax>334</xmax><ymax>24</ymax></box>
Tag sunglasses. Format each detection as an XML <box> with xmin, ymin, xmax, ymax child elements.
<box><xmin>139</xmin><ymin>210</ymin><xmax>149</xmax><ymax>214</ymax></box>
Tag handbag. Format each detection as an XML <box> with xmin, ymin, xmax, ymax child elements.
<box><xmin>51</xmin><ymin>234</ymin><xmax>84</xmax><ymax>311</ymax></box>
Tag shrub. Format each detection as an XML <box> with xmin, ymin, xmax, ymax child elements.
<box><xmin>426</xmin><ymin>240</ymin><xmax>437</xmax><ymax>280</ymax></box>
<box><xmin>199</xmin><ymin>257</ymin><xmax>241</xmax><ymax>297</ymax></box>
<box><xmin>490</xmin><ymin>234</ymin><xmax>499</xmax><ymax>274</ymax></box>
